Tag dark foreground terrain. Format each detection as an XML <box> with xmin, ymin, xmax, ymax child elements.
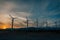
<box><xmin>0</xmin><ymin>29</ymin><xmax>60</xmax><ymax>40</ymax></box>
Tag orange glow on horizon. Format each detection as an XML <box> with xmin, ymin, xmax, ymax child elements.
<box><xmin>2</xmin><ymin>24</ymin><xmax>7</xmax><ymax>29</ymax></box>
<box><xmin>0</xmin><ymin>24</ymin><xmax>24</xmax><ymax>29</ymax></box>
<box><xmin>0</xmin><ymin>24</ymin><xmax>10</xmax><ymax>29</ymax></box>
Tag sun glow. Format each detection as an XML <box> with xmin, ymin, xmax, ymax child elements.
<box><xmin>2</xmin><ymin>25</ymin><xmax>7</xmax><ymax>29</ymax></box>
<box><xmin>0</xmin><ymin>24</ymin><xmax>10</xmax><ymax>29</ymax></box>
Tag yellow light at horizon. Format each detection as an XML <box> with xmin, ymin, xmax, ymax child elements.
<box><xmin>2</xmin><ymin>26</ymin><xmax>7</xmax><ymax>29</ymax></box>
<box><xmin>2</xmin><ymin>24</ymin><xmax>8</xmax><ymax>29</ymax></box>
<box><xmin>0</xmin><ymin>24</ymin><xmax>10</xmax><ymax>29</ymax></box>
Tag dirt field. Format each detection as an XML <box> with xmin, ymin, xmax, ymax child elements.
<box><xmin>0</xmin><ymin>30</ymin><xmax>60</xmax><ymax>40</ymax></box>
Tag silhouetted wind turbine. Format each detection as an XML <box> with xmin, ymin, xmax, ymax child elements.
<box><xmin>36</xmin><ymin>18</ymin><xmax>38</xmax><ymax>27</ymax></box>
<box><xmin>26</xmin><ymin>16</ymin><xmax>29</xmax><ymax>28</ymax></box>
<box><xmin>41</xmin><ymin>20</ymin><xmax>44</xmax><ymax>27</ymax></box>
<box><xmin>9</xmin><ymin>14</ymin><xmax>16</xmax><ymax>30</ymax></box>
<box><xmin>36</xmin><ymin>18</ymin><xmax>38</xmax><ymax>28</ymax></box>
<box><xmin>54</xmin><ymin>21</ymin><xmax>57</xmax><ymax>28</ymax></box>
<box><xmin>45</xmin><ymin>18</ymin><xmax>48</xmax><ymax>27</ymax></box>
<box><xmin>58</xmin><ymin>20</ymin><xmax>60</xmax><ymax>27</ymax></box>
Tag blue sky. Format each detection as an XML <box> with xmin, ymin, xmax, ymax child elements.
<box><xmin>9</xmin><ymin>0</ymin><xmax>60</xmax><ymax>19</ymax></box>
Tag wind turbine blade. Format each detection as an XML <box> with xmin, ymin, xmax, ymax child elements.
<box><xmin>16</xmin><ymin>17</ymin><xmax>27</xmax><ymax>21</ymax></box>
<box><xmin>9</xmin><ymin>14</ymin><xmax>13</xmax><ymax>18</ymax></box>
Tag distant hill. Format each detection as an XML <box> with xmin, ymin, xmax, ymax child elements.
<box><xmin>0</xmin><ymin>26</ymin><xmax>60</xmax><ymax>32</ymax></box>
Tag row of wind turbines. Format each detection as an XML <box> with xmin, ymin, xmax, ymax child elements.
<box><xmin>9</xmin><ymin>14</ymin><xmax>30</xmax><ymax>30</ymax></box>
<box><xmin>9</xmin><ymin>14</ymin><xmax>60</xmax><ymax>30</ymax></box>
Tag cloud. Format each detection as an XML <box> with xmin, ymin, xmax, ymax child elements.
<box><xmin>0</xmin><ymin>0</ymin><xmax>59</xmax><ymax>28</ymax></box>
<box><xmin>14</xmin><ymin>12</ymin><xmax>32</xmax><ymax>17</ymax></box>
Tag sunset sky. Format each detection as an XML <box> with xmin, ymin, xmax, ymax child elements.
<box><xmin>0</xmin><ymin>0</ymin><xmax>60</xmax><ymax>29</ymax></box>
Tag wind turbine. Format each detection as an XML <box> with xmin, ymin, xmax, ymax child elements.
<box><xmin>9</xmin><ymin>14</ymin><xmax>16</xmax><ymax>30</ymax></box>
<box><xmin>26</xmin><ymin>16</ymin><xmax>29</xmax><ymax>28</ymax></box>
<box><xmin>36</xmin><ymin>18</ymin><xmax>38</xmax><ymax>28</ymax></box>
<box><xmin>45</xmin><ymin>18</ymin><xmax>48</xmax><ymax>27</ymax></box>
<box><xmin>54</xmin><ymin>20</ymin><xmax>57</xmax><ymax>28</ymax></box>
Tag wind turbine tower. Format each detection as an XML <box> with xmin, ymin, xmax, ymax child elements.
<box><xmin>9</xmin><ymin>15</ymin><xmax>16</xmax><ymax>30</ymax></box>
<box><xmin>26</xmin><ymin>16</ymin><xmax>29</xmax><ymax>28</ymax></box>
<box><xmin>45</xmin><ymin>19</ymin><xmax>48</xmax><ymax>27</ymax></box>
<box><xmin>36</xmin><ymin>18</ymin><xmax>38</xmax><ymax>28</ymax></box>
<box><xmin>55</xmin><ymin>21</ymin><xmax>57</xmax><ymax>28</ymax></box>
